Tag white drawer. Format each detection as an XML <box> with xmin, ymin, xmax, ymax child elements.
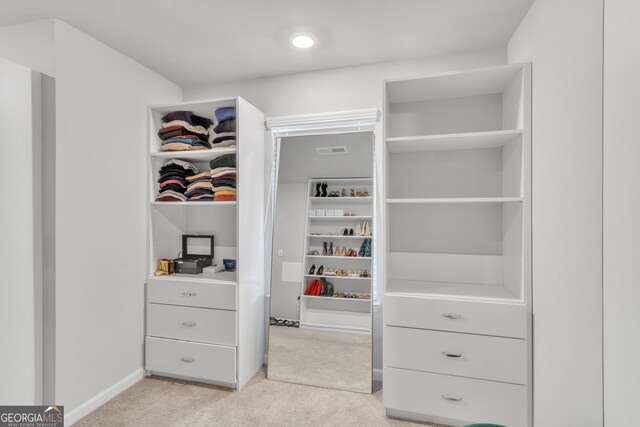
<box><xmin>147</xmin><ymin>278</ymin><xmax>236</xmax><ymax>310</ymax></box>
<box><xmin>384</xmin><ymin>367</ymin><xmax>528</xmax><ymax>427</ymax></box>
<box><xmin>384</xmin><ymin>326</ymin><xmax>527</xmax><ymax>384</ymax></box>
<box><xmin>145</xmin><ymin>337</ymin><xmax>236</xmax><ymax>384</ymax></box>
<box><xmin>385</xmin><ymin>294</ymin><xmax>526</xmax><ymax>338</ymax></box>
<box><xmin>147</xmin><ymin>303</ymin><xmax>237</xmax><ymax>346</ymax></box>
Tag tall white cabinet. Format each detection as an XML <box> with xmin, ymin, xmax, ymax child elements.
<box><xmin>382</xmin><ymin>64</ymin><xmax>532</xmax><ymax>426</ymax></box>
<box><xmin>144</xmin><ymin>97</ymin><xmax>265</xmax><ymax>390</ymax></box>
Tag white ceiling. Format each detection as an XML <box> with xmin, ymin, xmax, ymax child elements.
<box><xmin>0</xmin><ymin>0</ymin><xmax>533</xmax><ymax>88</ymax></box>
<box><xmin>278</xmin><ymin>133</ymin><xmax>373</xmax><ymax>184</ymax></box>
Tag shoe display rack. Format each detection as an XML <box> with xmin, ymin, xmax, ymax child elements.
<box><xmin>300</xmin><ymin>178</ymin><xmax>374</xmax><ymax>333</ymax></box>
<box><xmin>383</xmin><ymin>63</ymin><xmax>532</xmax><ymax>426</ymax></box>
<box><xmin>144</xmin><ymin>97</ymin><xmax>265</xmax><ymax>390</ymax></box>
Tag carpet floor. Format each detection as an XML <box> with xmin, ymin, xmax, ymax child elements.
<box><xmin>75</xmin><ymin>369</ymin><xmax>447</xmax><ymax>427</ymax></box>
<box><xmin>267</xmin><ymin>325</ymin><xmax>372</xmax><ymax>393</ymax></box>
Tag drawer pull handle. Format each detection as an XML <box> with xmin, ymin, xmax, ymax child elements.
<box><xmin>180</xmin><ymin>357</ymin><xmax>195</xmax><ymax>363</ymax></box>
<box><xmin>442</xmin><ymin>352</ymin><xmax>463</xmax><ymax>358</ymax></box>
<box><xmin>441</xmin><ymin>313</ymin><xmax>462</xmax><ymax>320</ymax></box>
<box><xmin>441</xmin><ymin>394</ymin><xmax>462</xmax><ymax>402</ymax></box>
<box><xmin>182</xmin><ymin>292</ymin><xmax>197</xmax><ymax>297</ymax></box>
<box><xmin>182</xmin><ymin>322</ymin><xmax>197</xmax><ymax>328</ymax></box>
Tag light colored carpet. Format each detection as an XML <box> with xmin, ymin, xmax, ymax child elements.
<box><xmin>75</xmin><ymin>369</ymin><xmax>449</xmax><ymax>427</ymax></box>
<box><xmin>267</xmin><ymin>325</ymin><xmax>371</xmax><ymax>393</ymax></box>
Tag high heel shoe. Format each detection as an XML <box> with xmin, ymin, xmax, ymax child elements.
<box><xmin>362</xmin><ymin>188</ymin><xmax>369</xmax><ymax>197</ymax></box>
<box><xmin>349</xmin><ymin>228</ymin><xmax>354</xmax><ymax>236</ymax></box>
<box><xmin>317</xmin><ymin>265</ymin><xmax>324</xmax><ymax>275</ymax></box>
<box><xmin>328</xmin><ymin>242</ymin><xmax>334</xmax><ymax>256</ymax></box>
<box><xmin>323</xmin><ymin>242</ymin><xmax>328</xmax><ymax>256</ymax></box>
<box><xmin>315</xmin><ymin>182</ymin><xmax>321</xmax><ymax>197</ymax></box>
<box><xmin>308</xmin><ymin>264</ymin><xmax>316</xmax><ymax>275</ymax></box>
<box><xmin>341</xmin><ymin>188</ymin><xmax>347</xmax><ymax>197</ymax></box>
<box><xmin>350</xmin><ymin>188</ymin><xmax>355</xmax><ymax>197</ymax></box>
<box><xmin>355</xmin><ymin>222</ymin><xmax>362</xmax><ymax>236</ymax></box>
<box><xmin>363</xmin><ymin>221</ymin><xmax>371</xmax><ymax>236</ymax></box>
<box><xmin>321</xmin><ymin>183</ymin><xmax>328</xmax><ymax>197</ymax></box>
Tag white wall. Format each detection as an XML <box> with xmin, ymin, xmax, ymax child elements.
<box><xmin>0</xmin><ymin>20</ymin><xmax>55</xmax><ymax>77</ymax></box>
<box><xmin>0</xmin><ymin>57</ymin><xmax>41</xmax><ymax>404</ymax></box>
<box><xmin>508</xmin><ymin>1</ymin><xmax>603</xmax><ymax>425</ymax></box>
<box><xmin>603</xmin><ymin>0</ymin><xmax>640</xmax><ymax>425</ymax></box>
<box><xmin>184</xmin><ymin>48</ymin><xmax>506</xmax><ymax>374</ymax></box>
<box><xmin>51</xmin><ymin>21</ymin><xmax>181</xmax><ymax>418</ymax></box>
<box><xmin>270</xmin><ymin>183</ymin><xmax>307</xmax><ymax>320</ymax></box>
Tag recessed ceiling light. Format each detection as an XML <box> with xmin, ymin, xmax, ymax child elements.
<box><xmin>290</xmin><ymin>32</ymin><xmax>316</xmax><ymax>49</ymax></box>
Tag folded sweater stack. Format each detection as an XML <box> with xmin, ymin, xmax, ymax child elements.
<box><xmin>211</xmin><ymin>107</ymin><xmax>236</xmax><ymax>148</ymax></box>
<box><xmin>210</xmin><ymin>153</ymin><xmax>237</xmax><ymax>201</ymax></box>
<box><xmin>159</xmin><ymin>111</ymin><xmax>213</xmax><ymax>151</ymax></box>
<box><xmin>156</xmin><ymin>159</ymin><xmax>198</xmax><ymax>202</ymax></box>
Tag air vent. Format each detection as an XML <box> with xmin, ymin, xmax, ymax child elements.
<box><xmin>316</xmin><ymin>146</ymin><xmax>348</xmax><ymax>155</ymax></box>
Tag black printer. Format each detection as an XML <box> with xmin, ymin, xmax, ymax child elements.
<box><xmin>173</xmin><ymin>234</ymin><xmax>214</xmax><ymax>274</ymax></box>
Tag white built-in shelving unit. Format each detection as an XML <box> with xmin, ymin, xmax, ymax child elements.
<box><xmin>299</xmin><ymin>178</ymin><xmax>374</xmax><ymax>333</ymax></box>
<box><xmin>144</xmin><ymin>97</ymin><xmax>265</xmax><ymax>390</ymax></box>
<box><xmin>382</xmin><ymin>63</ymin><xmax>532</xmax><ymax>427</ymax></box>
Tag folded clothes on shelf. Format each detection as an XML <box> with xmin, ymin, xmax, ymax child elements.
<box><xmin>158</xmin><ymin>111</ymin><xmax>213</xmax><ymax>151</ymax></box>
<box><xmin>210</xmin><ymin>163</ymin><xmax>237</xmax><ymax>201</ymax></box>
<box><xmin>211</xmin><ymin>107</ymin><xmax>237</xmax><ymax>148</ymax></box>
<box><xmin>155</xmin><ymin>159</ymin><xmax>198</xmax><ymax>202</ymax></box>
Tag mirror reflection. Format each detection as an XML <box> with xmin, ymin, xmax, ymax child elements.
<box><xmin>267</xmin><ymin>131</ymin><xmax>374</xmax><ymax>393</ymax></box>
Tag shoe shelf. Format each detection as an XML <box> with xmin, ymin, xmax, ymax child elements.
<box><xmin>385</xmin><ymin>197</ymin><xmax>523</xmax><ymax>204</ymax></box>
<box><xmin>307</xmin><ymin>215</ymin><xmax>372</xmax><ymax>220</ymax></box>
<box><xmin>386</xmin><ymin>129</ymin><xmax>523</xmax><ymax>153</ymax></box>
<box><xmin>305</xmin><ymin>255</ymin><xmax>372</xmax><ymax>260</ymax></box>
<box><xmin>302</xmin><ymin>295</ymin><xmax>372</xmax><ymax>302</ymax></box>
<box><xmin>309</xmin><ymin>197</ymin><xmax>372</xmax><ymax>204</ymax></box>
<box><xmin>306</xmin><ymin>234</ymin><xmax>373</xmax><ymax>239</ymax></box>
<box><xmin>301</xmin><ymin>178</ymin><xmax>374</xmax><ymax>333</ymax></box>
<box><xmin>304</xmin><ymin>274</ymin><xmax>371</xmax><ymax>281</ymax></box>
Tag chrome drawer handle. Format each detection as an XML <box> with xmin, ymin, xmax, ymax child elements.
<box><xmin>182</xmin><ymin>322</ymin><xmax>197</xmax><ymax>328</ymax></box>
<box><xmin>441</xmin><ymin>394</ymin><xmax>462</xmax><ymax>402</ymax></box>
<box><xmin>180</xmin><ymin>357</ymin><xmax>195</xmax><ymax>363</ymax></box>
<box><xmin>182</xmin><ymin>292</ymin><xmax>197</xmax><ymax>297</ymax></box>
<box><xmin>442</xmin><ymin>352</ymin><xmax>463</xmax><ymax>358</ymax></box>
<box><xmin>441</xmin><ymin>313</ymin><xmax>462</xmax><ymax>320</ymax></box>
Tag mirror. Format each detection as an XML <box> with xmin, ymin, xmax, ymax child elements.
<box><xmin>267</xmin><ymin>131</ymin><xmax>375</xmax><ymax>394</ymax></box>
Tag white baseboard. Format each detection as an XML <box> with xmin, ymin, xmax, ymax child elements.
<box><xmin>65</xmin><ymin>368</ymin><xmax>144</xmax><ymax>425</ymax></box>
<box><xmin>373</xmin><ymin>368</ymin><xmax>383</xmax><ymax>382</ymax></box>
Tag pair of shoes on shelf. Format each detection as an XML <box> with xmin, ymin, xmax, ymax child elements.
<box><xmin>359</xmin><ymin>270</ymin><xmax>371</xmax><ymax>278</ymax></box>
<box><xmin>340</xmin><ymin>228</ymin><xmax>355</xmax><ymax>236</ymax></box>
<box><xmin>307</xmin><ymin>250</ymin><xmax>319</xmax><ymax>256</ymax></box>
<box><xmin>355</xmin><ymin>222</ymin><xmax>371</xmax><ymax>237</ymax></box>
<box><xmin>304</xmin><ymin>279</ymin><xmax>322</xmax><ymax>296</ymax></box>
<box><xmin>343</xmin><ymin>212</ymin><xmax>357</xmax><ymax>216</ymax></box>
<box><xmin>308</xmin><ymin>264</ymin><xmax>324</xmax><ymax>275</ymax></box>
<box><xmin>358</xmin><ymin>238</ymin><xmax>372</xmax><ymax>257</ymax></box>
<box><xmin>323</xmin><ymin>242</ymin><xmax>334</xmax><ymax>256</ymax></box>
<box><xmin>328</xmin><ymin>191</ymin><xmax>340</xmax><ymax>197</ymax></box>
<box><xmin>315</xmin><ymin>182</ymin><xmax>328</xmax><ymax>197</ymax></box>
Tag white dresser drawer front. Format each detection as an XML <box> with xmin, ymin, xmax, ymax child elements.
<box><xmin>384</xmin><ymin>367</ymin><xmax>528</xmax><ymax>427</ymax></box>
<box><xmin>384</xmin><ymin>326</ymin><xmax>527</xmax><ymax>384</ymax></box>
<box><xmin>147</xmin><ymin>278</ymin><xmax>236</xmax><ymax>310</ymax></box>
<box><xmin>145</xmin><ymin>337</ymin><xmax>236</xmax><ymax>384</ymax></box>
<box><xmin>147</xmin><ymin>304</ymin><xmax>237</xmax><ymax>346</ymax></box>
<box><xmin>385</xmin><ymin>295</ymin><xmax>526</xmax><ymax>338</ymax></box>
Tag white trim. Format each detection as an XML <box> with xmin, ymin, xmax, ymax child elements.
<box><xmin>266</xmin><ymin>109</ymin><xmax>381</xmax><ymax>136</ymax></box>
<box><xmin>65</xmin><ymin>369</ymin><xmax>144</xmax><ymax>425</ymax></box>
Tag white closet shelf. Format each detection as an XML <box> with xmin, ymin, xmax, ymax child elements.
<box><xmin>149</xmin><ymin>270</ymin><xmax>237</xmax><ymax>285</ymax></box>
<box><xmin>306</xmin><ymin>255</ymin><xmax>372</xmax><ymax>260</ymax></box>
<box><xmin>302</xmin><ymin>295</ymin><xmax>372</xmax><ymax>302</ymax></box>
<box><xmin>309</xmin><ymin>197</ymin><xmax>372</xmax><ymax>203</ymax></box>
<box><xmin>310</xmin><ymin>178</ymin><xmax>372</xmax><ymax>183</ymax></box>
<box><xmin>151</xmin><ymin>201</ymin><xmax>237</xmax><ymax>206</ymax></box>
<box><xmin>386</xmin><ymin>129</ymin><xmax>523</xmax><ymax>153</ymax></box>
<box><xmin>306</xmin><ymin>234</ymin><xmax>373</xmax><ymax>239</ymax></box>
<box><xmin>150</xmin><ymin>147</ymin><xmax>237</xmax><ymax>162</ymax></box>
<box><xmin>304</xmin><ymin>274</ymin><xmax>371</xmax><ymax>281</ymax></box>
<box><xmin>308</xmin><ymin>215</ymin><xmax>373</xmax><ymax>220</ymax></box>
<box><xmin>386</xmin><ymin>197</ymin><xmax>522</xmax><ymax>204</ymax></box>
<box><xmin>300</xmin><ymin>322</ymin><xmax>371</xmax><ymax>333</ymax></box>
<box><xmin>386</xmin><ymin>279</ymin><xmax>523</xmax><ymax>302</ymax></box>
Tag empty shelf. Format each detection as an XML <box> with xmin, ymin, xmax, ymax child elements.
<box><xmin>386</xmin><ymin>129</ymin><xmax>523</xmax><ymax>153</ymax></box>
